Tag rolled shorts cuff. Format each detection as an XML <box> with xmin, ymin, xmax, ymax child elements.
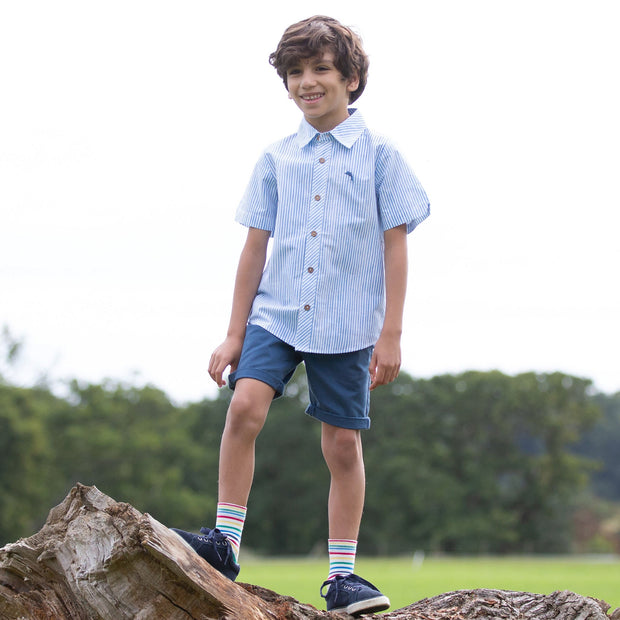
<box><xmin>228</xmin><ymin>369</ymin><xmax>286</xmax><ymax>398</ymax></box>
<box><xmin>305</xmin><ymin>404</ymin><xmax>371</xmax><ymax>430</ymax></box>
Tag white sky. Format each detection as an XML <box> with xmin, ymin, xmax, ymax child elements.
<box><xmin>1</xmin><ymin>0</ymin><xmax>619</xmax><ymax>403</ymax></box>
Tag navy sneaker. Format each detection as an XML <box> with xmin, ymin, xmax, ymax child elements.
<box><xmin>320</xmin><ymin>573</ymin><xmax>390</xmax><ymax>615</ymax></box>
<box><xmin>171</xmin><ymin>527</ymin><xmax>240</xmax><ymax>581</ymax></box>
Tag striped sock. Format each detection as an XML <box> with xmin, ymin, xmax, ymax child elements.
<box><xmin>328</xmin><ymin>539</ymin><xmax>357</xmax><ymax>580</ymax></box>
<box><xmin>215</xmin><ymin>502</ymin><xmax>247</xmax><ymax>562</ymax></box>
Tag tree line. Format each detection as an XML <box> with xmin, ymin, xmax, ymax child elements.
<box><xmin>1</xmin><ymin>334</ymin><xmax>619</xmax><ymax>555</ymax></box>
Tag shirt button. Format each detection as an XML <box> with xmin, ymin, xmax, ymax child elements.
<box><xmin>304</xmin><ymin>304</ymin><xmax>311</xmax><ymax>311</ymax></box>
<box><xmin>314</xmin><ymin>195</ymin><xmax>321</xmax><ymax>201</ymax></box>
<box><xmin>307</xmin><ymin>267</ymin><xmax>314</xmax><ymax>273</ymax></box>
<box><xmin>310</xmin><ymin>231</ymin><xmax>317</xmax><ymax>237</ymax></box>
<box><xmin>319</xmin><ymin>157</ymin><xmax>326</xmax><ymax>164</ymax></box>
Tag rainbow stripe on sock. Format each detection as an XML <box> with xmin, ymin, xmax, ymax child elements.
<box><xmin>328</xmin><ymin>538</ymin><xmax>357</xmax><ymax>580</ymax></box>
<box><xmin>215</xmin><ymin>502</ymin><xmax>246</xmax><ymax>561</ymax></box>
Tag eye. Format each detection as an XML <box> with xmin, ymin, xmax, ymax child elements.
<box><xmin>287</xmin><ymin>67</ymin><xmax>302</xmax><ymax>76</ymax></box>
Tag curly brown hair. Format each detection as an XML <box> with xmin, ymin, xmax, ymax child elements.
<box><xmin>269</xmin><ymin>15</ymin><xmax>369</xmax><ymax>104</ymax></box>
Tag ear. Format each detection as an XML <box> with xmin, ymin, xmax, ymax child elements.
<box><xmin>347</xmin><ymin>73</ymin><xmax>360</xmax><ymax>94</ymax></box>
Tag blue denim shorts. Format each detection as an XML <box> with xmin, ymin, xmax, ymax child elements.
<box><xmin>229</xmin><ymin>324</ymin><xmax>373</xmax><ymax>430</ymax></box>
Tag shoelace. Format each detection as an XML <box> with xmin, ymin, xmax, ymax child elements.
<box><xmin>199</xmin><ymin>528</ymin><xmax>233</xmax><ymax>563</ymax></box>
<box><xmin>320</xmin><ymin>576</ymin><xmax>358</xmax><ymax>597</ymax></box>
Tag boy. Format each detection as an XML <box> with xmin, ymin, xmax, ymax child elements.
<box><xmin>172</xmin><ymin>15</ymin><xmax>429</xmax><ymax>616</ymax></box>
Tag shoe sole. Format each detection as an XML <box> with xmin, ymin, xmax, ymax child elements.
<box><xmin>331</xmin><ymin>595</ymin><xmax>390</xmax><ymax>616</ymax></box>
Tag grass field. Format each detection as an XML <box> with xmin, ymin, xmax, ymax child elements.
<box><xmin>240</xmin><ymin>555</ymin><xmax>620</xmax><ymax>613</ymax></box>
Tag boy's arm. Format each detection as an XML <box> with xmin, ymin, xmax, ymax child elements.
<box><xmin>208</xmin><ymin>227</ymin><xmax>271</xmax><ymax>387</ymax></box>
<box><xmin>369</xmin><ymin>223</ymin><xmax>408</xmax><ymax>391</ymax></box>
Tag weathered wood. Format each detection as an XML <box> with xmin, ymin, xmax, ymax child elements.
<box><xmin>0</xmin><ymin>484</ymin><xmax>277</xmax><ymax>619</ymax></box>
<box><xmin>0</xmin><ymin>484</ymin><xmax>617</xmax><ymax>619</ymax></box>
<box><xmin>380</xmin><ymin>588</ymin><xmax>616</xmax><ymax>619</ymax></box>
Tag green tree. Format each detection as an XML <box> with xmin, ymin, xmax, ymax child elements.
<box><xmin>573</xmin><ymin>391</ymin><xmax>620</xmax><ymax>501</ymax></box>
<box><xmin>0</xmin><ymin>326</ymin><xmax>62</xmax><ymax>543</ymax></box>
<box><xmin>0</xmin><ymin>345</ymin><xmax>605</xmax><ymax>556</ymax></box>
<box><xmin>0</xmin><ymin>384</ymin><xmax>63</xmax><ymax>544</ymax></box>
<box><xmin>362</xmin><ymin>371</ymin><xmax>600</xmax><ymax>554</ymax></box>
<box><xmin>0</xmin><ymin>325</ymin><xmax>21</xmax><ymax>381</ymax></box>
<box><xmin>44</xmin><ymin>381</ymin><xmax>215</xmax><ymax>526</ymax></box>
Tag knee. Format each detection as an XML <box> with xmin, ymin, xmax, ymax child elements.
<box><xmin>225</xmin><ymin>391</ymin><xmax>267</xmax><ymax>440</ymax></box>
<box><xmin>322</xmin><ymin>427</ymin><xmax>362</xmax><ymax>471</ymax></box>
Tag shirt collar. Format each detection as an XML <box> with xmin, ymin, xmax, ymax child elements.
<box><xmin>295</xmin><ymin>108</ymin><xmax>366</xmax><ymax>149</ymax></box>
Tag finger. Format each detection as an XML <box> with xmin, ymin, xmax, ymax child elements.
<box><xmin>208</xmin><ymin>352</ymin><xmax>218</xmax><ymax>379</ymax></box>
<box><xmin>368</xmin><ymin>350</ymin><xmax>377</xmax><ymax>375</ymax></box>
<box><xmin>370</xmin><ymin>365</ymin><xmax>386</xmax><ymax>391</ymax></box>
<box><xmin>208</xmin><ymin>364</ymin><xmax>220</xmax><ymax>384</ymax></box>
<box><xmin>211</xmin><ymin>368</ymin><xmax>222</xmax><ymax>386</ymax></box>
<box><xmin>219</xmin><ymin>358</ymin><xmax>238</xmax><ymax>388</ymax></box>
<box><xmin>368</xmin><ymin>355</ymin><xmax>377</xmax><ymax>385</ymax></box>
<box><xmin>209</xmin><ymin>357</ymin><xmax>226</xmax><ymax>387</ymax></box>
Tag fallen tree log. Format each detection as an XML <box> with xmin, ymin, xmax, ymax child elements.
<box><xmin>0</xmin><ymin>484</ymin><xmax>616</xmax><ymax>619</ymax></box>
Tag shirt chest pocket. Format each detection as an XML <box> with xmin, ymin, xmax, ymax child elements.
<box><xmin>329</xmin><ymin>165</ymin><xmax>377</xmax><ymax>222</ymax></box>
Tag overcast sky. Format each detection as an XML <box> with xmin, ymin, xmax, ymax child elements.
<box><xmin>2</xmin><ymin>0</ymin><xmax>619</xmax><ymax>403</ymax></box>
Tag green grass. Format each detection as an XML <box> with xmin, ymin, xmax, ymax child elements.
<box><xmin>240</xmin><ymin>555</ymin><xmax>620</xmax><ymax>613</ymax></box>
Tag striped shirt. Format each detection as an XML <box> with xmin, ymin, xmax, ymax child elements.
<box><xmin>236</xmin><ymin>109</ymin><xmax>430</xmax><ymax>354</ymax></box>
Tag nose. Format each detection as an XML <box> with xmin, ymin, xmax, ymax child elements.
<box><xmin>300</xmin><ymin>68</ymin><xmax>317</xmax><ymax>89</ymax></box>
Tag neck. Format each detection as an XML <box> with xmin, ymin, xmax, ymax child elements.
<box><xmin>305</xmin><ymin>109</ymin><xmax>351</xmax><ymax>133</ymax></box>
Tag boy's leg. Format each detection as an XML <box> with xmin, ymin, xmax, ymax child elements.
<box><xmin>305</xmin><ymin>347</ymin><xmax>372</xmax><ymax>550</ymax></box>
<box><xmin>172</xmin><ymin>325</ymin><xmax>298</xmax><ymax>580</ymax></box>
<box><xmin>321</xmin><ymin>423</ymin><xmax>365</xmax><ymax>543</ymax></box>
<box><xmin>319</xmin><ymin>422</ymin><xmax>389</xmax><ymax>614</ymax></box>
<box><xmin>171</xmin><ymin>377</ymin><xmax>274</xmax><ymax>579</ymax></box>
<box><xmin>215</xmin><ymin>326</ymin><xmax>298</xmax><ymax>562</ymax></box>
<box><xmin>306</xmin><ymin>349</ymin><xmax>390</xmax><ymax>614</ymax></box>
<box><xmin>321</xmin><ymin>423</ymin><xmax>364</xmax><ymax>579</ymax></box>
<box><xmin>213</xmin><ymin>378</ymin><xmax>274</xmax><ymax>561</ymax></box>
<box><xmin>218</xmin><ymin>377</ymin><xmax>275</xmax><ymax>506</ymax></box>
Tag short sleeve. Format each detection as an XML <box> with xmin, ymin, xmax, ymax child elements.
<box><xmin>235</xmin><ymin>152</ymin><xmax>278</xmax><ymax>234</ymax></box>
<box><xmin>375</xmin><ymin>141</ymin><xmax>430</xmax><ymax>233</ymax></box>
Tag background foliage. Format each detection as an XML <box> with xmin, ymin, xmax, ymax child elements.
<box><xmin>1</xmin><ymin>329</ymin><xmax>619</xmax><ymax>554</ymax></box>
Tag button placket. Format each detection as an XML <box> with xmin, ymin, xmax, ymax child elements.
<box><xmin>295</xmin><ymin>134</ymin><xmax>332</xmax><ymax>349</ymax></box>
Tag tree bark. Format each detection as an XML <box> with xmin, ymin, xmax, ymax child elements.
<box><xmin>0</xmin><ymin>484</ymin><xmax>616</xmax><ymax>620</ymax></box>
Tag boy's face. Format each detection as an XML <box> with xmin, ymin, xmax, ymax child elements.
<box><xmin>286</xmin><ymin>51</ymin><xmax>359</xmax><ymax>133</ymax></box>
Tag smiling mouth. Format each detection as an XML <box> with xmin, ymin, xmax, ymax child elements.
<box><xmin>301</xmin><ymin>93</ymin><xmax>324</xmax><ymax>101</ymax></box>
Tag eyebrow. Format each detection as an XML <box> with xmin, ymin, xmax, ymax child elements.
<box><xmin>287</xmin><ymin>56</ymin><xmax>334</xmax><ymax>71</ymax></box>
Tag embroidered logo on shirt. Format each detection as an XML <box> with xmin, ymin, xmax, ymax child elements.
<box><xmin>345</xmin><ymin>171</ymin><xmax>354</xmax><ymax>181</ymax></box>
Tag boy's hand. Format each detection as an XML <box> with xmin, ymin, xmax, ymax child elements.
<box><xmin>369</xmin><ymin>330</ymin><xmax>401</xmax><ymax>390</ymax></box>
<box><xmin>208</xmin><ymin>335</ymin><xmax>244</xmax><ymax>388</ymax></box>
